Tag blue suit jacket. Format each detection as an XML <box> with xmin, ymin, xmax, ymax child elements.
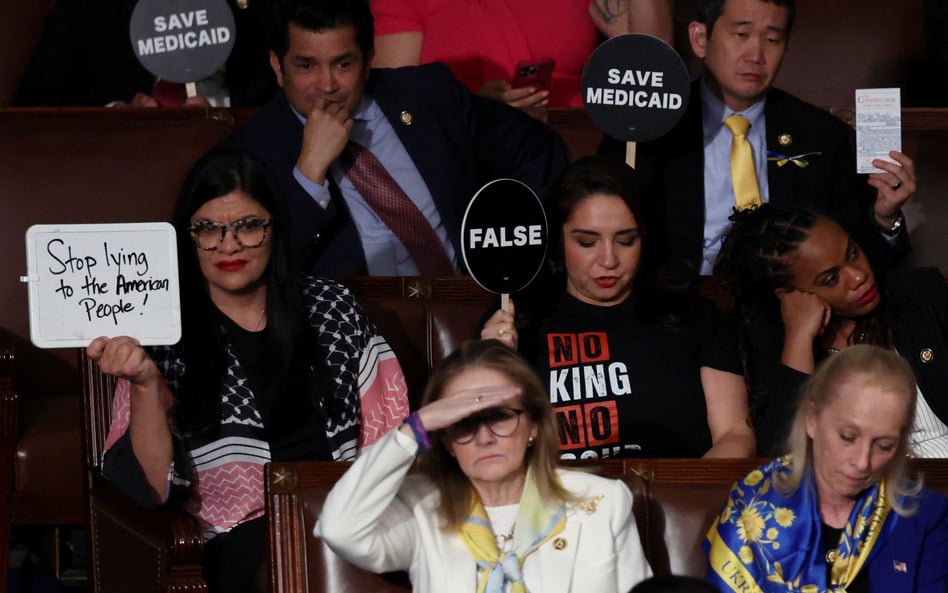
<box><xmin>867</xmin><ymin>487</ymin><xmax>948</xmax><ymax>592</ymax></box>
<box><xmin>226</xmin><ymin>63</ymin><xmax>570</xmax><ymax>275</ymax></box>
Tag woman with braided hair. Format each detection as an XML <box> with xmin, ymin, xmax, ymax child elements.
<box><xmin>714</xmin><ymin>203</ymin><xmax>948</xmax><ymax>457</ymax></box>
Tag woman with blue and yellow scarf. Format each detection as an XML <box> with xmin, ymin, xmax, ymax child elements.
<box><xmin>319</xmin><ymin>339</ymin><xmax>653</xmax><ymax>593</ymax></box>
<box><xmin>705</xmin><ymin>345</ymin><xmax>948</xmax><ymax>592</ymax></box>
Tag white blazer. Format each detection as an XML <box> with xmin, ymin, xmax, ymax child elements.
<box><xmin>317</xmin><ymin>429</ymin><xmax>653</xmax><ymax>593</ymax></box>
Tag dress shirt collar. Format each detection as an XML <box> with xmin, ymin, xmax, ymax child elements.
<box><xmin>700</xmin><ymin>78</ymin><xmax>767</xmax><ymax>140</ymax></box>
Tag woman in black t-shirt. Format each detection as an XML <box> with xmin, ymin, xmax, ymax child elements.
<box><xmin>481</xmin><ymin>156</ymin><xmax>754</xmax><ymax>459</ymax></box>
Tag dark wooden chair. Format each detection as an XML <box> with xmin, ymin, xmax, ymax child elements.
<box><xmin>79</xmin><ymin>351</ymin><xmax>207</xmax><ymax>593</ymax></box>
<box><xmin>0</xmin><ymin>107</ymin><xmax>234</xmax><ymax>591</ymax></box>
<box><xmin>266</xmin><ymin>461</ymin><xmax>411</xmax><ymax>593</ymax></box>
<box><xmin>264</xmin><ymin>455</ymin><xmax>948</xmax><ymax>590</ymax></box>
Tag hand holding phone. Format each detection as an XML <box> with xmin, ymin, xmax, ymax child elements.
<box><xmin>510</xmin><ymin>58</ymin><xmax>555</xmax><ymax>92</ymax></box>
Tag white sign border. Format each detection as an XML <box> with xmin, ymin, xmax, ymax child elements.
<box><xmin>24</xmin><ymin>222</ymin><xmax>182</xmax><ymax>348</ymax></box>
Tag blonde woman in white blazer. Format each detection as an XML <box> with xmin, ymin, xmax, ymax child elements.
<box><xmin>318</xmin><ymin>340</ymin><xmax>653</xmax><ymax>593</ymax></box>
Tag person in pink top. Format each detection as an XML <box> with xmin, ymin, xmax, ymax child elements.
<box><xmin>87</xmin><ymin>148</ymin><xmax>409</xmax><ymax>593</ymax></box>
<box><xmin>371</xmin><ymin>0</ymin><xmax>673</xmax><ymax>108</ymax></box>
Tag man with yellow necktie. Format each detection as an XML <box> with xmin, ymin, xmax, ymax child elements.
<box><xmin>602</xmin><ymin>0</ymin><xmax>914</xmax><ymax>275</ymax></box>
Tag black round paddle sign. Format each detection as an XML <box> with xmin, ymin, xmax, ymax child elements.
<box><xmin>581</xmin><ymin>34</ymin><xmax>691</xmax><ymax>142</ymax></box>
<box><xmin>130</xmin><ymin>0</ymin><xmax>236</xmax><ymax>83</ymax></box>
<box><xmin>461</xmin><ymin>179</ymin><xmax>548</xmax><ymax>294</ymax></box>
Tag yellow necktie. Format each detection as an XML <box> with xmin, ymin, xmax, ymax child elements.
<box><xmin>723</xmin><ymin>115</ymin><xmax>762</xmax><ymax>210</ymax></box>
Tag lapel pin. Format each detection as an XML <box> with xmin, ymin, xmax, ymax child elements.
<box><xmin>553</xmin><ymin>537</ymin><xmax>568</xmax><ymax>550</ymax></box>
<box><xmin>576</xmin><ymin>495</ymin><xmax>603</xmax><ymax>515</ymax></box>
<box><xmin>893</xmin><ymin>560</ymin><xmax>908</xmax><ymax>573</ymax></box>
<box><xmin>778</xmin><ymin>133</ymin><xmax>792</xmax><ymax>146</ymax></box>
<box><xmin>920</xmin><ymin>348</ymin><xmax>934</xmax><ymax>363</ymax></box>
<box><xmin>400</xmin><ymin>110</ymin><xmax>413</xmax><ymax>125</ymax></box>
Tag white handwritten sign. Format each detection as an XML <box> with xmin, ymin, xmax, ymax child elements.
<box><xmin>23</xmin><ymin>223</ymin><xmax>181</xmax><ymax>348</ymax></box>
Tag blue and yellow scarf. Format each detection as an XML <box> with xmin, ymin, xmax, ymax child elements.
<box><xmin>705</xmin><ymin>457</ymin><xmax>891</xmax><ymax>593</ymax></box>
<box><xmin>458</xmin><ymin>468</ymin><xmax>566</xmax><ymax>593</ymax></box>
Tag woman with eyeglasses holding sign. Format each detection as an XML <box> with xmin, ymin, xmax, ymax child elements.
<box><xmin>86</xmin><ymin>148</ymin><xmax>408</xmax><ymax>593</ymax></box>
<box><xmin>319</xmin><ymin>339</ymin><xmax>652</xmax><ymax>593</ymax></box>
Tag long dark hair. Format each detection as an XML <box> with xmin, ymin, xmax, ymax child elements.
<box><xmin>545</xmin><ymin>156</ymin><xmax>648</xmax><ymax>278</ymax></box>
<box><xmin>516</xmin><ymin>156</ymin><xmax>692</xmax><ymax>350</ymax></box>
<box><xmin>169</xmin><ymin>148</ymin><xmax>315</xmax><ymax>436</ymax></box>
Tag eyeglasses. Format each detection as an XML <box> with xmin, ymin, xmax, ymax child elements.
<box><xmin>188</xmin><ymin>218</ymin><xmax>272</xmax><ymax>251</ymax></box>
<box><xmin>444</xmin><ymin>408</ymin><xmax>525</xmax><ymax>444</ymax></box>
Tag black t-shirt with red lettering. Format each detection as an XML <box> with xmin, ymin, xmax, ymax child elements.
<box><xmin>529</xmin><ymin>293</ymin><xmax>742</xmax><ymax>459</ymax></box>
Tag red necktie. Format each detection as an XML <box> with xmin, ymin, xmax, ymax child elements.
<box><xmin>340</xmin><ymin>142</ymin><xmax>455</xmax><ymax>276</ymax></box>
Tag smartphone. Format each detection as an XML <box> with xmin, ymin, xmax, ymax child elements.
<box><xmin>511</xmin><ymin>58</ymin><xmax>555</xmax><ymax>92</ymax></box>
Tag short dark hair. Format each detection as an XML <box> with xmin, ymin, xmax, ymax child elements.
<box><xmin>696</xmin><ymin>0</ymin><xmax>795</xmax><ymax>38</ymax></box>
<box><xmin>271</xmin><ymin>0</ymin><xmax>374</xmax><ymax>61</ymax></box>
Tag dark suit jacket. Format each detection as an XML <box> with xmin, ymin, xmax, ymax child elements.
<box><xmin>225</xmin><ymin>63</ymin><xmax>571</xmax><ymax>276</ymax></box>
<box><xmin>13</xmin><ymin>0</ymin><xmax>275</xmax><ymax>106</ymax></box>
<box><xmin>602</xmin><ymin>80</ymin><xmax>906</xmax><ymax>272</ymax></box>
<box><xmin>868</xmin><ymin>487</ymin><xmax>948</xmax><ymax>593</ymax></box>
<box><xmin>748</xmin><ymin>267</ymin><xmax>948</xmax><ymax>456</ymax></box>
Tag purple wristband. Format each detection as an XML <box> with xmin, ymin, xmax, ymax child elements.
<box><xmin>404</xmin><ymin>412</ymin><xmax>431</xmax><ymax>453</ymax></box>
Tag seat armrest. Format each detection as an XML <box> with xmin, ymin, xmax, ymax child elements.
<box><xmin>88</xmin><ymin>472</ymin><xmax>206</xmax><ymax>593</ymax></box>
<box><xmin>267</xmin><ymin>461</ymin><xmax>411</xmax><ymax>593</ymax></box>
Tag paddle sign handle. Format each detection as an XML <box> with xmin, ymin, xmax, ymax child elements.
<box><xmin>625</xmin><ymin>141</ymin><xmax>637</xmax><ymax>168</ymax></box>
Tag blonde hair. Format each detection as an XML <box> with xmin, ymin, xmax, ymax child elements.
<box><xmin>776</xmin><ymin>344</ymin><xmax>921</xmax><ymax>515</ymax></box>
<box><xmin>417</xmin><ymin>340</ymin><xmax>569</xmax><ymax>530</ymax></box>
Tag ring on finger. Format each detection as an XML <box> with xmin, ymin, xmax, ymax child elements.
<box><xmin>475</xmin><ymin>395</ymin><xmax>482</xmax><ymax>403</ymax></box>
<box><xmin>892</xmin><ymin>180</ymin><xmax>903</xmax><ymax>191</ymax></box>
<box><xmin>497</xmin><ymin>328</ymin><xmax>505</xmax><ymax>337</ymax></box>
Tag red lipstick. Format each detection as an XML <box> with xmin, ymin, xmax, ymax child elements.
<box><xmin>216</xmin><ymin>260</ymin><xmax>247</xmax><ymax>272</ymax></box>
<box><xmin>856</xmin><ymin>285</ymin><xmax>879</xmax><ymax>306</ymax></box>
<box><xmin>595</xmin><ymin>277</ymin><xmax>618</xmax><ymax>288</ymax></box>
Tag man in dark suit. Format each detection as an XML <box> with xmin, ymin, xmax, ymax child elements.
<box><xmin>604</xmin><ymin>0</ymin><xmax>916</xmax><ymax>275</ymax></box>
<box><xmin>225</xmin><ymin>0</ymin><xmax>570</xmax><ymax>276</ymax></box>
<box><xmin>13</xmin><ymin>0</ymin><xmax>275</xmax><ymax>107</ymax></box>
